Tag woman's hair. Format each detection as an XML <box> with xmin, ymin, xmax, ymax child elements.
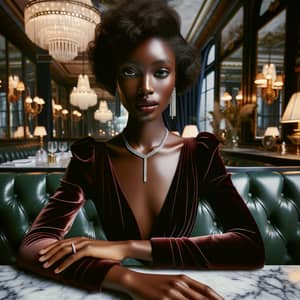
<box><xmin>88</xmin><ymin>0</ymin><xmax>200</xmax><ymax>95</ymax></box>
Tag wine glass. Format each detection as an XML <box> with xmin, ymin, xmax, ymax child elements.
<box><xmin>58</xmin><ymin>141</ymin><xmax>68</xmax><ymax>154</ymax></box>
<box><xmin>47</xmin><ymin>141</ymin><xmax>58</xmax><ymax>164</ymax></box>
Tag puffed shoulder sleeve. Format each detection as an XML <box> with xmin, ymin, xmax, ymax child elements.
<box><xmin>62</xmin><ymin>137</ymin><xmax>96</xmax><ymax>196</ymax></box>
<box><xmin>194</xmin><ymin>132</ymin><xmax>227</xmax><ymax>184</ymax></box>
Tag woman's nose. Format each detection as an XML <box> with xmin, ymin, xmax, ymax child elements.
<box><xmin>137</xmin><ymin>74</ymin><xmax>154</xmax><ymax>96</ymax></box>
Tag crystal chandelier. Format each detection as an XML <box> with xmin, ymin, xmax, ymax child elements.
<box><xmin>24</xmin><ymin>0</ymin><xmax>100</xmax><ymax>62</ymax></box>
<box><xmin>70</xmin><ymin>74</ymin><xmax>97</xmax><ymax>110</ymax></box>
<box><xmin>254</xmin><ymin>63</ymin><xmax>284</xmax><ymax>105</ymax></box>
<box><xmin>94</xmin><ymin>100</ymin><xmax>113</xmax><ymax>123</ymax></box>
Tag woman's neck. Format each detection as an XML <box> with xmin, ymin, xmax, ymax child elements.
<box><xmin>123</xmin><ymin>118</ymin><xmax>168</xmax><ymax>153</ymax></box>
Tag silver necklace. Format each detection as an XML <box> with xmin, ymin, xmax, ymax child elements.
<box><xmin>122</xmin><ymin>129</ymin><xmax>169</xmax><ymax>183</ymax></box>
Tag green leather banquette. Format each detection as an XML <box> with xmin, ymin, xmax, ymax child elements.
<box><xmin>0</xmin><ymin>145</ymin><xmax>39</xmax><ymax>163</ymax></box>
<box><xmin>0</xmin><ymin>168</ymin><xmax>300</xmax><ymax>265</ymax></box>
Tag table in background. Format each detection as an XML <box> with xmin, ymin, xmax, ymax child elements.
<box><xmin>0</xmin><ymin>154</ymin><xmax>70</xmax><ymax>172</ymax></box>
<box><xmin>0</xmin><ymin>265</ymin><xmax>299</xmax><ymax>299</ymax></box>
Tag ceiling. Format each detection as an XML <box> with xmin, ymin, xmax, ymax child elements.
<box><xmin>11</xmin><ymin>0</ymin><xmax>206</xmax><ymax>95</ymax></box>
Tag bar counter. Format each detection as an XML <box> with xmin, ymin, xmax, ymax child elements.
<box><xmin>0</xmin><ymin>265</ymin><xmax>299</xmax><ymax>299</ymax></box>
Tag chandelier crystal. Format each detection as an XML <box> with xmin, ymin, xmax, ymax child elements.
<box><xmin>24</xmin><ymin>0</ymin><xmax>100</xmax><ymax>62</ymax></box>
<box><xmin>70</xmin><ymin>74</ymin><xmax>97</xmax><ymax>110</ymax></box>
<box><xmin>94</xmin><ymin>101</ymin><xmax>113</xmax><ymax>123</ymax></box>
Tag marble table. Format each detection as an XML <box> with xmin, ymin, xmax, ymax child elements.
<box><xmin>0</xmin><ymin>265</ymin><xmax>300</xmax><ymax>299</ymax></box>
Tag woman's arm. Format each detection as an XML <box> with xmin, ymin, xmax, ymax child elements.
<box><xmin>17</xmin><ymin>138</ymin><xmax>120</xmax><ymax>291</ymax></box>
<box><xmin>149</xmin><ymin>133</ymin><xmax>265</xmax><ymax>269</ymax></box>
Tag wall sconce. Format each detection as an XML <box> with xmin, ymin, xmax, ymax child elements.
<box><xmin>8</xmin><ymin>75</ymin><xmax>25</xmax><ymax>103</ymax></box>
<box><xmin>72</xmin><ymin>110</ymin><xmax>82</xmax><ymax>122</ymax></box>
<box><xmin>281</xmin><ymin>92</ymin><xmax>300</xmax><ymax>155</ymax></box>
<box><xmin>254</xmin><ymin>63</ymin><xmax>284</xmax><ymax>104</ymax></box>
<box><xmin>61</xmin><ymin>109</ymin><xmax>69</xmax><ymax>120</ymax></box>
<box><xmin>221</xmin><ymin>91</ymin><xmax>243</xmax><ymax>106</ymax></box>
<box><xmin>25</xmin><ymin>95</ymin><xmax>45</xmax><ymax>117</ymax></box>
<box><xmin>52</xmin><ymin>99</ymin><xmax>63</xmax><ymax>120</ymax></box>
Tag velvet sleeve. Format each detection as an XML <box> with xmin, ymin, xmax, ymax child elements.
<box><xmin>17</xmin><ymin>137</ymin><xmax>119</xmax><ymax>291</ymax></box>
<box><xmin>150</xmin><ymin>132</ymin><xmax>265</xmax><ymax>269</ymax></box>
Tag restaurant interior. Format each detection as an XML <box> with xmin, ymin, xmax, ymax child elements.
<box><xmin>0</xmin><ymin>0</ymin><xmax>299</xmax><ymax>168</ymax></box>
<box><xmin>0</xmin><ymin>1</ymin><xmax>300</xmax><ymax>299</ymax></box>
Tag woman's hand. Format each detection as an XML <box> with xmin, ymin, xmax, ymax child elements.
<box><xmin>105</xmin><ymin>266</ymin><xmax>224</xmax><ymax>300</ymax></box>
<box><xmin>38</xmin><ymin>237</ymin><xmax>130</xmax><ymax>274</ymax></box>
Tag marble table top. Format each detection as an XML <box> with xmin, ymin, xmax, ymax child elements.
<box><xmin>0</xmin><ymin>265</ymin><xmax>300</xmax><ymax>299</ymax></box>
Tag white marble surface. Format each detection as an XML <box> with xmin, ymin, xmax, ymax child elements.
<box><xmin>0</xmin><ymin>265</ymin><xmax>300</xmax><ymax>299</ymax></box>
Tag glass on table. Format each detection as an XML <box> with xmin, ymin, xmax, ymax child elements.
<box><xmin>47</xmin><ymin>141</ymin><xmax>58</xmax><ymax>164</ymax></box>
<box><xmin>58</xmin><ymin>141</ymin><xmax>68</xmax><ymax>154</ymax></box>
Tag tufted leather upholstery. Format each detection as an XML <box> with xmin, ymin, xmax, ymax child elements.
<box><xmin>0</xmin><ymin>170</ymin><xmax>299</xmax><ymax>265</ymax></box>
<box><xmin>0</xmin><ymin>145</ymin><xmax>39</xmax><ymax>163</ymax></box>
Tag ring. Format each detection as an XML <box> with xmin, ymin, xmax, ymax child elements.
<box><xmin>71</xmin><ymin>242</ymin><xmax>76</xmax><ymax>254</ymax></box>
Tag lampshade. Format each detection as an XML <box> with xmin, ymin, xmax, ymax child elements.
<box><xmin>182</xmin><ymin>125</ymin><xmax>199</xmax><ymax>138</ymax></box>
<box><xmin>221</xmin><ymin>92</ymin><xmax>232</xmax><ymax>102</ymax></box>
<box><xmin>281</xmin><ymin>92</ymin><xmax>300</xmax><ymax>123</ymax></box>
<box><xmin>34</xmin><ymin>126</ymin><xmax>47</xmax><ymax>137</ymax></box>
<box><xmin>236</xmin><ymin>90</ymin><xmax>243</xmax><ymax>101</ymax></box>
<box><xmin>264</xmin><ymin>126</ymin><xmax>280</xmax><ymax>137</ymax></box>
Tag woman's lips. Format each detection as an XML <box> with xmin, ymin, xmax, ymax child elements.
<box><xmin>137</xmin><ymin>101</ymin><xmax>159</xmax><ymax>113</ymax></box>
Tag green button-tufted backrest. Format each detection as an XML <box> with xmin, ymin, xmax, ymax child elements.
<box><xmin>0</xmin><ymin>171</ymin><xmax>300</xmax><ymax>265</ymax></box>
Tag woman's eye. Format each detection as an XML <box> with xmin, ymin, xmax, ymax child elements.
<box><xmin>155</xmin><ymin>69</ymin><xmax>170</xmax><ymax>78</ymax></box>
<box><xmin>121</xmin><ymin>67</ymin><xmax>138</xmax><ymax>77</ymax></box>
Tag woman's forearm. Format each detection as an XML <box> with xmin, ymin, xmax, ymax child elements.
<box><xmin>127</xmin><ymin>240</ymin><xmax>152</xmax><ymax>261</ymax></box>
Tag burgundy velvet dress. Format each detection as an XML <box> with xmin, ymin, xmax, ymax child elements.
<box><xmin>17</xmin><ymin>132</ymin><xmax>264</xmax><ymax>291</ymax></box>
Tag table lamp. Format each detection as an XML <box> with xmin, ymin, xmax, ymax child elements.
<box><xmin>34</xmin><ymin>126</ymin><xmax>48</xmax><ymax>163</ymax></box>
<box><xmin>264</xmin><ymin>126</ymin><xmax>280</xmax><ymax>137</ymax></box>
<box><xmin>262</xmin><ymin>126</ymin><xmax>280</xmax><ymax>150</ymax></box>
<box><xmin>182</xmin><ymin>125</ymin><xmax>199</xmax><ymax>138</ymax></box>
<box><xmin>281</xmin><ymin>92</ymin><xmax>300</xmax><ymax>155</ymax></box>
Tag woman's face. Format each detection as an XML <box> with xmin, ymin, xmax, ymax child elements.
<box><xmin>117</xmin><ymin>37</ymin><xmax>176</xmax><ymax>122</ymax></box>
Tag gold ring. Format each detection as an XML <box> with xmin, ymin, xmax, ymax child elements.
<box><xmin>71</xmin><ymin>242</ymin><xmax>76</xmax><ymax>254</ymax></box>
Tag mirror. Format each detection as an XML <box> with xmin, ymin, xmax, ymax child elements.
<box><xmin>219</xmin><ymin>46</ymin><xmax>244</xmax><ymax>145</ymax></box>
<box><xmin>24</xmin><ymin>58</ymin><xmax>36</xmax><ymax>137</ymax></box>
<box><xmin>8</xmin><ymin>42</ymin><xmax>24</xmax><ymax>139</ymax></box>
<box><xmin>255</xmin><ymin>9</ymin><xmax>286</xmax><ymax>138</ymax></box>
<box><xmin>0</xmin><ymin>34</ymin><xmax>6</xmax><ymax>139</ymax></box>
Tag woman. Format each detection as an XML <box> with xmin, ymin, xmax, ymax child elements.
<box><xmin>17</xmin><ymin>1</ymin><xmax>264</xmax><ymax>299</ymax></box>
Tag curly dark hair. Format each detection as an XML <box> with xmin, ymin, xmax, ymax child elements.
<box><xmin>88</xmin><ymin>0</ymin><xmax>200</xmax><ymax>95</ymax></box>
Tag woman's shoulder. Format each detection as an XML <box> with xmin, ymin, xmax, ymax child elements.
<box><xmin>70</xmin><ymin>137</ymin><xmax>97</xmax><ymax>162</ymax></box>
<box><xmin>194</xmin><ymin>131</ymin><xmax>220</xmax><ymax>150</ymax></box>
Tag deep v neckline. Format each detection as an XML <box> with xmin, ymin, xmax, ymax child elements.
<box><xmin>105</xmin><ymin>139</ymin><xmax>187</xmax><ymax>239</ymax></box>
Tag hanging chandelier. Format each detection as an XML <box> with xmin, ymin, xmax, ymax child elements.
<box><xmin>254</xmin><ymin>63</ymin><xmax>284</xmax><ymax>105</ymax></box>
<box><xmin>70</xmin><ymin>74</ymin><xmax>97</xmax><ymax>110</ymax></box>
<box><xmin>24</xmin><ymin>0</ymin><xmax>100</xmax><ymax>62</ymax></box>
<box><xmin>94</xmin><ymin>100</ymin><xmax>113</xmax><ymax>123</ymax></box>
